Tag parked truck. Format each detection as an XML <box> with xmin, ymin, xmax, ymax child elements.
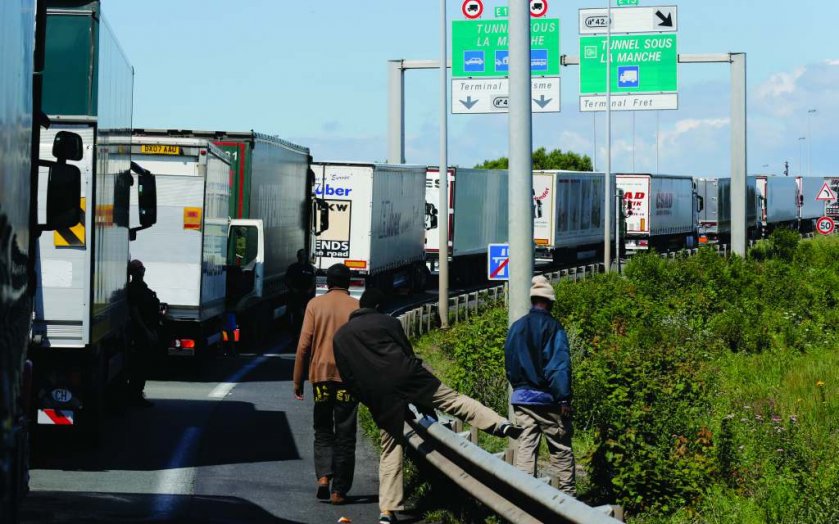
<box><xmin>796</xmin><ymin>176</ymin><xmax>824</xmax><ymax>233</ymax></box>
<box><xmin>29</xmin><ymin>0</ymin><xmax>157</xmax><ymax>436</ymax></box>
<box><xmin>151</xmin><ymin>131</ymin><xmax>314</xmax><ymax>346</ymax></box>
<box><xmin>533</xmin><ymin>171</ymin><xmax>614</xmax><ymax>263</ymax></box>
<box><xmin>825</xmin><ymin>177</ymin><xmax>839</xmax><ymax>219</ymax></box>
<box><xmin>756</xmin><ymin>175</ymin><xmax>798</xmax><ymax>235</ymax></box>
<box><xmin>617</xmin><ymin>174</ymin><xmax>697</xmax><ymax>253</ymax></box>
<box><xmin>425</xmin><ymin>167</ymin><xmax>507</xmax><ymax>285</ymax></box>
<box><xmin>694</xmin><ymin>176</ymin><xmax>761</xmax><ymax>244</ymax></box>
<box><xmin>312</xmin><ymin>162</ymin><xmax>427</xmax><ymax>295</ymax></box>
<box><xmin>121</xmin><ymin>133</ymin><xmax>231</xmax><ymax>357</ymax></box>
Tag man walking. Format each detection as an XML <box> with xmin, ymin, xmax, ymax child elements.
<box><xmin>333</xmin><ymin>289</ymin><xmax>523</xmax><ymax>524</ymax></box>
<box><xmin>504</xmin><ymin>275</ymin><xmax>575</xmax><ymax>495</ymax></box>
<box><xmin>293</xmin><ymin>264</ymin><xmax>359</xmax><ymax>505</ymax></box>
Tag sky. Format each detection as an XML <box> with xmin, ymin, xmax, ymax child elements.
<box><xmin>103</xmin><ymin>1</ymin><xmax>839</xmax><ymax>178</ymax></box>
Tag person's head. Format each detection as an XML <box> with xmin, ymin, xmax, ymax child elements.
<box><xmin>296</xmin><ymin>249</ymin><xmax>306</xmax><ymax>263</ymax></box>
<box><xmin>529</xmin><ymin>275</ymin><xmax>555</xmax><ymax>310</ymax></box>
<box><xmin>326</xmin><ymin>263</ymin><xmax>351</xmax><ymax>290</ymax></box>
<box><xmin>128</xmin><ymin>259</ymin><xmax>145</xmax><ymax>281</ymax></box>
<box><xmin>359</xmin><ymin>288</ymin><xmax>386</xmax><ymax>312</ymax></box>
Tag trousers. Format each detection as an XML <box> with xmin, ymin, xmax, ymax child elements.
<box><xmin>313</xmin><ymin>382</ymin><xmax>359</xmax><ymax>495</ymax></box>
<box><xmin>513</xmin><ymin>404</ymin><xmax>576</xmax><ymax>496</ymax></box>
<box><xmin>378</xmin><ymin>383</ymin><xmax>509</xmax><ymax>512</ymax></box>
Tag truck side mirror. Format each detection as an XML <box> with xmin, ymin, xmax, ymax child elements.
<box><xmin>697</xmin><ymin>195</ymin><xmax>705</xmax><ymax>213</ymax></box>
<box><xmin>313</xmin><ymin>198</ymin><xmax>329</xmax><ymax>236</ymax></box>
<box><xmin>45</xmin><ymin>131</ymin><xmax>83</xmax><ymax>230</ymax></box>
<box><xmin>138</xmin><ymin>171</ymin><xmax>157</xmax><ymax>228</ymax></box>
<box><xmin>113</xmin><ymin>170</ymin><xmax>132</xmax><ymax>229</ymax></box>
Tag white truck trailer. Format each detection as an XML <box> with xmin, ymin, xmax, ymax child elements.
<box><xmin>425</xmin><ymin>167</ymin><xmax>508</xmax><ymax>284</ymax></box>
<box><xmin>122</xmin><ymin>135</ymin><xmax>231</xmax><ymax>357</ymax></box>
<box><xmin>312</xmin><ymin>162</ymin><xmax>427</xmax><ymax>295</ymax></box>
<box><xmin>617</xmin><ymin>174</ymin><xmax>697</xmax><ymax>253</ymax></box>
<box><xmin>533</xmin><ymin>171</ymin><xmax>614</xmax><ymax>262</ymax></box>
<box><xmin>694</xmin><ymin>177</ymin><xmax>761</xmax><ymax>244</ymax></box>
<box><xmin>756</xmin><ymin>175</ymin><xmax>799</xmax><ymax>235</ymax></box>
<box><xmin>796</xmin><ymin>176</ymin><xmax>825</xmax><ymax>233</ymax></box>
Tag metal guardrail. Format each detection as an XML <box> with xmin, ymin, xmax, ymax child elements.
<box><xmin>404</xmin><ymin>414</ymin><xmax>623</xmax><ymax>524</ymax></box>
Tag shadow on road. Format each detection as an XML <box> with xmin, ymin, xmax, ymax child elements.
<box><xmin>21</xmin><ymin>491</ymin><xmax>305</xmax><ymax>523</ymax></box>
<box><xmin>31</xmin><ymin>399</ymin><xmax>300</xmax><ymax>471</ymax></box>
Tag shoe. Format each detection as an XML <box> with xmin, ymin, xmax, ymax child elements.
<box><xmin>330</xmin><ymin>491</ymin><xmax>346</xmax><ymax>505</ymax></box>
<box><xmin>316</xmin><ymin>476</ymin><xmax>330</xmax><ymax>500</ymax></box>
<box><xmin>378</xmin><ymin>512</ymin><xmax>397</xmax><ymax>523</ymax></box>
<box><xmin>500</xmin><ymin>423</ymin><xmax>524</xmax><ymax>439</ymax></box>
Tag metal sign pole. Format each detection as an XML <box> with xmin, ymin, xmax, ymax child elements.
<box><xmin>439</xmin><ymin>0</ymin><xmax>450</xmax><ymax>328</ymax></box>
<box><xmin>604</xmin><ymin>0</ymin><xmax>613</xmax><ymax>272</ymax></box>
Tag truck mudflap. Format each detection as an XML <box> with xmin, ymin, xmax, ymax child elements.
<box><xmin>37</xmin><ymin>409</ymin><xmax>74</xmax><ymax>425</ymax></box>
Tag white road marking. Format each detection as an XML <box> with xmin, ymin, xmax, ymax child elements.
<box><xmin>152</xmin><ymin>426</ymin><xmax>201</xmax><ymax>516</ymax></box>
<box><xmin>207</xmin><ymin>355</ymin><xmax>269</xmax><ymax>399</ymax></box>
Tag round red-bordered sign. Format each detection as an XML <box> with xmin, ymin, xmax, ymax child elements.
<box><xmin>530</xmin><ymin>0</ymin><xmax>549</xmax><ymax>18</ymax></box>
<box><xmin>462</xmin><ymin>0</ymin><xmax>484</xmax><ymax>19</ymax></box>
<box><xmin>817</xmin><ymin>216</ymin><xmax>835</xmax><ymax>235</ymax></box>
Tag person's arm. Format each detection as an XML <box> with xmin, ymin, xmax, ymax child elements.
<box><xmin>333</xmin><ymin>337</ymin><xmax>358</xmax><ymax>398</ymax></box>
<box><xmin>543</xmin><ymin>327</ymin><xmax>572</xmax><ymax>402</ymax></box>
<box><xmin>293</xmin><ymin>303</ymin><xmax>316</xmax><ymax>399</ymax></box>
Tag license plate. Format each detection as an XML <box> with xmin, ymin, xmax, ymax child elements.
<box><xmin>140</xmin><ymin>144</ymin><xmax>181</xmax><ymax>155</ymax></box>
<box><xmin>168</xmin><ymin>346</ymin><xmax>195</xmax><ymax>357</ymax></box>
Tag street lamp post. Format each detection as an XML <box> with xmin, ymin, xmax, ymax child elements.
<box><xmin>808</xmin><ymin>109</ymin><xmax>816</xmax><ymax>177</ymax></box>
<box><xmin>798</xmin><ymin>136</ymin><xmax>806</xmax><ymax>176</ymax></box>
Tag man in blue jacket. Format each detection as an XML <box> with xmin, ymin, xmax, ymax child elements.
<box><xmin>504</xmin><ymin>275</ymin><xmax>575</xmax><ymax>495</ymax></box>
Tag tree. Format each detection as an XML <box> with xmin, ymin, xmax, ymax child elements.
<box><xmin>474</xmin><ymin>147</ymin><xmax>593</xmax><ymax>171</ymax></box>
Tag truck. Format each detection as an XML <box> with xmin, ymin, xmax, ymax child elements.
<box><xmin>312</xmin><ymin>162</ymin><xmax>427</xmax><ymax>295</ymax></box>
<box><xmin>825</xmin><ymin>177</ymin><xmax>839</xmax><ymax>219</ymax></box>
<box><xmin>617</xmin><ymin>174</ymin><xmax>697</xmax><ymax>253</ymax></box>
<box><xmin>796</xmin><ymin>176</ymin><xmax>825</xmax><ymax>233</ymax></box>
<box><xmin>756</xmin><ymin>175</ymin><xmax>798</xmax><ymax>235</ymax></box>
<box><xmin>533</xmin><ymin>171</ymin><xmax>614</xmax><ymax>263</ymax></box>
<box><xmin>694</xmin><ymin>177</ymin><xmax>761</xmax><ymax>244</ymax></box>
<box><xmin>139</xmin><ymin>130</ymin><xmax>314</xmax><ymax>345</ymax></box>
<box><xmin>120</xmin><ymin>133</ymin><xmax>231</xmax><ymax>357</ymax></box>
<box><xmin>425</xmin><ymin>167</ymin><xmax>507</xmax><ymax>285</ymax></box>
<box><xmin>30</xmin><ymin>0</ymin><xmax>157</xmax><ymax>436</ymax></box>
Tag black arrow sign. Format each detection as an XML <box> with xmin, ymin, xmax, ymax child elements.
<box><xmin>460</xmin><ymin>96</ymin><xmax>479</xmax><ymax>110</ymax></box>
<box><xmin>533</xmin><ymin>95</ymin><xmax>552</xmax><ymax>108</ymax></box>
<box><xmin>655</xmin><ymin>10</ymin><xmax>673</xmax><ymax>27</ymax></box>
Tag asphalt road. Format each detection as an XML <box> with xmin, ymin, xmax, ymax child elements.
<box><xmin>21</xmin><ymin>331</ymin><xmax>421</xmax><ymax>524</ymax></box>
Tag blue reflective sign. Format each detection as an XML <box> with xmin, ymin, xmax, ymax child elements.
<box><xmin>488</xmin><ymin>244</ymin><xmax>510</xmax><ymax>281</ymax></box>
<box><xmin>463</xmin><ymin>51</ymin><xmax>485</xmax><ymax>73</ymax></box>
<box><xmin>617</xmin><ymin>65</ymin><xmax>640</xmax><ymax>88</ymax></box>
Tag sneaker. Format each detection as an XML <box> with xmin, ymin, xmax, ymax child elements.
<box><xmin>500</xmin><ymin>423</ymin><xmax>524</xmax><ymax>439</ymax></box>
<box><xmin>378</xmin><ymin>512</ymin><xmax>397</xmax><ymax>523</ymax></box>
<box><xmin>316</xmin><ymin>477</ymin><xmax>330</xmax><ymax>500</ymax></box>
<box><xmin>330</xmin><ymin>491</ymin><xmax>346</xmax><ymax>505</ymax></box>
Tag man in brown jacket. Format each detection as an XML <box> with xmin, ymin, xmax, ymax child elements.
<box><xmin>293</xmin><ymin>264</ymin><xmax>360</xmax><ymax>504</ymax></box>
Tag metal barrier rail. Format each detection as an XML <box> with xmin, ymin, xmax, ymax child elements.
<box><xmin>404</xmin><ymin>414</ymin><xmax>623</xmax><ymax>524</ymax></box>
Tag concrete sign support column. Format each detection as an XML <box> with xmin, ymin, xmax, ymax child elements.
<box><xmin>439</xmin><ymin>0</ymin><xmax>450</xmax><ymax>328</ymax></box>
<box><xmin>508</xmin><ymin>0</ymin><xmax>534</xmax><ymax>327</ymax></box>
<box><xmin>388</xmin><ymin>60</ymin><xmax>405</xmax><ymax>164</ymax></box>
<box><xmin>731</xmin><ymin>53</ymin><xmax>747</xmax><ymax>258</ymax></box>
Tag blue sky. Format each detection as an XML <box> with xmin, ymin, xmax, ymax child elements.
<box><xmin>104</xmin><ymin>1</ymin><xmax>838</xmax><ymax>177</ymax></box>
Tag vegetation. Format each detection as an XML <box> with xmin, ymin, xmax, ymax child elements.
<box><xmin>410</xmin><ymin>232</ymin><xmax>839</xmax><ymax>522</ymax></box>
<box><xmin>475</xmin><ymin>146</ymin><xmax>593</xmax><ymax>171</ymax></box>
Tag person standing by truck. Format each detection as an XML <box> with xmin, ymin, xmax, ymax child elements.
<box><xmin>127</xmin><ymin>260</ymin><xmax>160</xmax><ymax>407</ymax></box>
<box><xmin>285</xmin><ymin>249</ymin><xmax>316</xmax><ymax>343</ymax></box>
<box><xmin>293</xmin><ymin>264</ymin><xmax>359</xmax><ymax>505</ymax></box>
<box><xmin>504</xmin><ymin>276</ymin><xmax>576</xmax><ymax>496</ymax></box>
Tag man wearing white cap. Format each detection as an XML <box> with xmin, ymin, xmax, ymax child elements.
<box><xmin>504</xmin><ymin>275</ymin><xmax>575</xmax><ymax>495</ymax></box>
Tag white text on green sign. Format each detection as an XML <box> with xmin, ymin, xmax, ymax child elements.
<box><xmin>617</xmin><ymin>0</ymin><xmax>640</xmax><ymax>6</ymax></box>
<box><xmin>452</xmin><ymin>19</ymin><xmax>560</xmax><ymax>78</ymax></box>
<box><xmin>579</xmin><ymin>34</ymin><xmax>677</xmax><ymax>95</ymax></box>
<box><xmin>494</xmin><ymin>6</ymin><xmax>508</xmax><ymax>18</ymax></box>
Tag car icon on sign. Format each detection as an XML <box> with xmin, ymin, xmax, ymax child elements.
<box><xmin>465</xmin><ymin>57</ymin><xmax>484</xmax><ymax>66</ymax></box>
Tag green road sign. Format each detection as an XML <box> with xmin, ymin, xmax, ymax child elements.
<box><xmin>494</xmin><ymin>6</ymin><xmax>508</xmax><ymax>18</ymax></box>
<box><xmin>617</xmin><ymin>0</ymin><xmax>640</xmax><ymax>6</ymax></box>
<box><xmin>452</xmin><ymin>18</ymin><xmax>560</xmax><ymax>78</ymax></box>
<box><xmin>580</xmin><ymin>34</ymin><xmax>677</xmax><ymax>94</ymax></box>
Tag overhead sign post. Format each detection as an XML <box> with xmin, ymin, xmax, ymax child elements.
<box><xmin>488</xmin><ymin>243</ymin><xmax>511</xmax><ymax>281</ymax></box>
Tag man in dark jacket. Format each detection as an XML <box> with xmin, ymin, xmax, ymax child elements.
<box><xmin>333</xmin><ymin>289</ymin><xmax>522</xmax><ymax>524</ymax></box>
<box><xmin>127</xmin><ymin>259</ymin><xmax>160</xmax><ymax>407</ymax></box>
<box><xmin>285</xmin><ymin>248</ymin><xmax>316</xmax><ymax>342</ymax></box>
<box><xmin>504</xmin><ymin>275</ymin><xmax>575</xmax><ymax>495</ymax></box>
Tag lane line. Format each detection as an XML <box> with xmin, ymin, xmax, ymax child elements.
<box><xmin>152</xmin><ymin>426</ymin><xmax>201</xmax><ymax>517</ymax></box>
<box><xmin>207</xmin><ymin>355</ymin><xmax>270</xmax><ymax>399</ymax></box>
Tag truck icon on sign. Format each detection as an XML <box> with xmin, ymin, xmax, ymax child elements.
<box><xmin>618</xmin><ymin>65</ymin><xmax>640</xmax><ymax>88</ymax></box>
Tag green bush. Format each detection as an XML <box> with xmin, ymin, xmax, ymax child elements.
<box><xmin>412</xmin><ymin>236</ymin><xmax>839</xmax><ymax>521</ymax></box>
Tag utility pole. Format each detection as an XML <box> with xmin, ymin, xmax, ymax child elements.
<box><xmin>604</xmin><ymin>0</ymin><xmax>613</xmax><ymax>272</ymax></box>
<box><xmin>808</xmin><ymin>109</ymin><xmax>816</xmax><ymax>177</ymax></box>
<box><xmin>438</xmin><ymin>0</ymin><xmax>449</xmax><ymax>328</ymax></box>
